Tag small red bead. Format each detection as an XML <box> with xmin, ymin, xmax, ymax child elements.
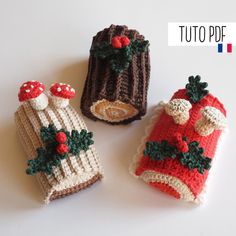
<box><xmin>111</xmin><ymin>36</ymin><xmax>122</xmax><ymax>48</ymax></box>
<box><xmin>55</xmin><ymin>132</ymin><xmax>67</xmax><ymax>143</ymax></box>
<box><xmin>56</xmin><ymin>144</ymin><xmax>69</xmax><ymax>155</ymax></box>
<box><xmin>121</xmin><ymin>36</ymin><xmax>130</xmax><ymax>47</ymax></box>
<box><xmin>177</xmin><ymin>142</ymin><xmax>189</xmax><ymax>153</ymax></box>
<box><xmin>173</xmin><ymin>132</ymin><xmax>182</xmax><ymax>142</ymax></box>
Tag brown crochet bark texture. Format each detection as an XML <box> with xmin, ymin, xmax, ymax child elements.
<box><xmin>81</xmin><ymin>24</ymin><xmax>150</xmax><ymax>125</ymax></box>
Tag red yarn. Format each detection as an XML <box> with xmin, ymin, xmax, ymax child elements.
<box><xmin>171</xmin><ymin>132</ymin><xmax>188</xmax><ymax>152</ymax></box>
<box><xmin>135</xmin><ymin>89</ymin><xmax>226</xmax><ymax>199</ymax></box>
<box><xmin>50</xmin><ymin>83</ymin><xmax>75</xmax><ymax>99</ymax></box>
<box><xmin>55</xmin><ymin>132</ymin><xmax>67</xmax><ymax>143</ymax></box>
<box><xmin>149</xmin><ymin>182</ymin><xmax>180</xmax><ymax>199</ymax></box>
<box><xmin>120</xmin><ymin>36</ymin><xmax>130</xmax><ymax>47</ymax></box>
<box><xmin>18</xmin><ymin>81</ymin><xmax>45</xmax><ymax>102</ymax></box>
<box><xmin>111</xmin><ymin>36</ymin><xmax>122</xmax><ymax>48</ymax></box>
<box><xmin>56</xmin><ymin>144</ymin><xmax>69</xmax><ymax>154</ymax></box>
<box><xmin>177</xmin><ymin>141</ymin><xmax>189</xmax><ymax>153</ymax></box>
<box><xmin>111</xmin><ymin>36</ymin><xmax>130</xmax><ymax>48</ymax></box>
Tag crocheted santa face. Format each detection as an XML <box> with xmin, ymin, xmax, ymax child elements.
<box><xmin>130</xmin><ymin>75</ymin><xmax>227</xmax><ymax>203</ymax></box>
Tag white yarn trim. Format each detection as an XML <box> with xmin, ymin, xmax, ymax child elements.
<box><xmin>140</xmin><ymin>171</ymin><xmax>195</xmax><ymax>202</ymax></box>
<box><xmin>129</xmin><ymin>101</ymin><xmax>227</xmax><ymax>204</ymax></box>
<box><xmin>195</xmin><ymin>127</ymin><xmax>228</xmax><ymax>204</ymax></box>
<box><xmin>129</xmin><ymin>101</ymin><xmax>165</xmax><ymax>176</ymax></box>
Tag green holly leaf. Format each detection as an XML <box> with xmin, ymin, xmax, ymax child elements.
<box><xmin>179</xmin><ymin>141</ymin><xmax>212</xmax><ymax>174</ymax></box>
<box><xmin>186</xmin><ymin>75</ymin><xmax>209</xmax><ymax>103</ymax></box>
<box><xmin>91</xmin><ymin>42</ymin><xmax>114</xmax><ymax>59</ymax></box>
<box><xmin>144</xmin><ymin>140</ymin><xmax>178</xmax><ymax>161</ymax></box>
<box><xmin>68</xmin><ymin>129</ymin><xmax>94</xmax><ymax>155</ymax></box>
<box><xmin>26</xmin><ymin>148</ymin><xmax>48</xmax><ymax>175</ymax></box>
<box><xmin>91</xmin><ymin>38</ymin><xmax>149</xmax><ymax>75</ymax></box>
<box><xmin>40</xmin><ymin>124</ymin><xmax>57</xmax><ymax>144</ymax></box>
<box><xmin>26</xmin><ymin>125</ymin><xmax>94</xmax><ymax>175</ymax></box>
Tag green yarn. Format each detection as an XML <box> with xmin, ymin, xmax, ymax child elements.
<box><xmin>26</xmin><ymin>125</ymin><xmax>94</xmax><ymax>175</ymax></box>
<box><xmin>144</xmin><ymin>138</ymin><xmax>212</xmax><ymax>174</ymax></box>
<box><xmin>179</xmin><ymin>141</ymin><xmax>211</xmax><ymax>174</ymax></box>
<box><xmin>91</xmin><ymin>39</ymin><xmax>149</xmax><ymax>75</ymax></box>
<box><xmin>68</xmin><ymin>129</ymin><xmax>94</xmax><ymax>155</ymax></box>
<box><xmin>186</xmin><ymin>75</ymin><xmax>209</xmax><ymax>103</ymax></box>
<box><xmin>144</xmin><ymin>140</ymin><xmax>178</xmax><ymax>161</ymax></box>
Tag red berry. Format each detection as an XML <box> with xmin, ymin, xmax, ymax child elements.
<box><xmin>172</xmin><ymin>132</ymin><xmax>182</xmax><ymax>145</ymax></box>
<box><xmin>111</xmin><ymin>36</ymin><xmax>122</xmax><ymax>48</ymax></box>
<box><xmin>55</xmin><ymin>132</ymin><xmax>67</xmax><ymax>143</ymax></box>
<box><xmin>56</xmin><ymin>144</ymin><xmax>69</xmax><ymax>155</ymax></box>
<box><xmin>177</xmin><ymin>142</ymin><xmax>189</xmax><ymax>153</ymax></box>
<box><xmin>121</xmin><ymin>36</ymin><xmax>130</xmax><ymax>47</ymax></box>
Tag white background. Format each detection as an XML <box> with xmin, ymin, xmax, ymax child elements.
<box><xmin>0</xmin><ymin>0</ymin><xmax>236</xmax><ymax>235</ymax></box>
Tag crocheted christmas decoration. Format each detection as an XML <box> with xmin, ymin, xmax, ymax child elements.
<box><xmin>81</xmin><ymin>24</ymin><xmax>150</xmax><ymax>125</ymax></box>
<box><xmin>91</xmin><ymin>35</ymin><xmax>149</xmax><ymax>75</ymax></box>
<box><xmin>50</xmin><ymin>83</ymin><xmax>75</xmax><ymax>108</ymax></box>
<box><xmin>15</xmin><ymin>81</ymin><xmax>103</xmax><ymax>203</ymax></box>
<box><xmin>26</xmin><ymin>124</ymin><xmax>94</xmax><ymax>175</ymax></box>
<box><xmin>18</xmin><ymin>81</ymin><xmax>48</xmax><ymax>110</ymax></box>
<box><xmin>186</xmin><ymin>75</ymin><xmax>209</xmax><ymax>103</ymax></box>
<box><xmin>130</xmin><ymin>75</ymin><xmax>227</xmax><ymax>203</ymax></box>
<box><xmin>144</xmin><ymin>137</ymin><xmax>212</xmax><ymax>174</ymax></box>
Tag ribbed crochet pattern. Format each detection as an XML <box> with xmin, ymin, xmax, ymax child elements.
<box><xmin>81</xmin><ymin>24</ymin><xmax>150</xmax><ymax>125</ymax></box>
<box><xmin>130</xmin><ymin>77</ymin><xmax>227</xmax><ymax>203</ymax></box>
<box><xmin>15</xmin><ymin>92</ymin><xmax>103</xmax><ymax>203</ymax></box>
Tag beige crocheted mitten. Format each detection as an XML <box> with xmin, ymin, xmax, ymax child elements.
<box><xmin>15</xmin><ymin>81</ymin><xmax>103</xmax><ymax>203</ymax></box>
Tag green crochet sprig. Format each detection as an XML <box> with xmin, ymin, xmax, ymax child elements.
<box><xmin>179</xmin><ymin>141</ymin><xmax>211</xmax><ymax>174</ymax></box>
<box><xmin>144</xmin><ymin>138</ymin><xmax>211</xmax><ymax>174</ymax></box>
<box><xmin>26</xmin><ymin>124</ymin><xmax>94</xmax><ymax>175</ymax></box>
<box><xmin>144</xmin><ymin>140</ymin><xmax>178</xmax><ymax>161</ymax></box>
<box><xmin>91</xmin><ymin>38</ymin><xmax>149</xmax><ymax>75</ymax></box>
<box><xmin>185</xmin><ymin>75</ymin><xmax>209</xmax><ymax>103</ymax></box>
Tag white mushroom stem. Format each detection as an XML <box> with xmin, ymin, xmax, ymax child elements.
<box><xmin>165</xmin><ymin>99</ymin><xmax>192</xmax><ymax>125</ymax></box>
<box><xmin>195</xmin><ymin>106</ymin><xmax>226</xmax><ymax>136</ymax></box>
<box><xmin>29</xmin><ymin>93</ymin><xmax>48</xmax><ymax>110</ymax></box>
<box><xmin>51</xmin><ymin>96</ymin><xmax>69</xmax><ymax>108</ymax></box>
<box><xmin>172</xmin><ymin>112</ymin><xmax>189</xmax><ymax>125</ymax></box>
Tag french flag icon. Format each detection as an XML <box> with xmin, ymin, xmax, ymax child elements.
<box><xmin>218</xmin><ymin>43</ymin><xmax>232</xmax><ymax>53</ymax></box>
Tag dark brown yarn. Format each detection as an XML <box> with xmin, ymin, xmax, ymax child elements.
<box><xmin>80</xmin><ymin>24</ymin><xmax>150</xmax><ymax>125</ymax></box>
<box><xmin>49</xmin><ymin>173</ymin><xmax>102</xmax><ymax>201</ymax></box>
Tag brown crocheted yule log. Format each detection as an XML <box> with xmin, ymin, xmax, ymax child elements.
<box><xmin>15</xmin><ymin>81</ymin><xmax>103</xmax><ymax>203</ymax></box>
<box><xmin>81</xmin><ymin>24</ymin><xmax>150</xmax><ymax>125</ymax></box>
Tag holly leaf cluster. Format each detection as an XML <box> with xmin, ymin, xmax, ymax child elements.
<box><xmin>186</xmin><ymin>75</ymin><xmax>209</xmax><ymax>103</ymax></box>
<box><xmin>179</xmin><ymin>141</ymin><xmax>211</xmax><ymax>174</ymax></box>
<box><xmin>144</xmin><ymin>140</ymin><xmax>178</xmax><ymax>161</ymax></box>
<box><xmin>143</xmin><ymin>139</ymin><xmax>212</xmax><ymax>174</ymax></box>
<box><xmin>91</xmin><ymin>39</ymin><xmax>149</xmax><ymax>75</ymax></box>
<box><xmin>68</xmin><ymin>129</ymin><xmax>94</xmax><ymax>155</ymax></box>
<box><xmin>26</xmin><ymin>125</ymin><xmax>94</xmax><ymax>175</ymax></box>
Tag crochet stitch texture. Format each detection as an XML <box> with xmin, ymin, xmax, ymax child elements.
<box><xmin>81</xmin><ymin>24</ymin><xmax>150</xmax><ymax>125</ymax></box>
<box><xmin>15</xmin><ymin>82</ymin><xmax>103</xmax><ymax>203</ymax></box>
<box><xmin>130</xmin><ymin>76</ymin><xmax>227</xmax><ymax>203</ymax></box>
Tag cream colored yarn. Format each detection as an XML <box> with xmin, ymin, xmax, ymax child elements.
<box><xmin>15</xmin><ymin>98</ymin><xmax>103</xmax><ymax>204</ymax></box>
<box><xmin>29</xmin><ymin>93</ymin><xmax>48</xmax><ymax>111</ymax></box>
<box><xmin>129</xmin><ymin>102</ymin><xmax>203</xmax><ymax>203</ymax></box>
<box><xmin>165</xmin><ymin>99</ymin><xmax>192</xmax><ymax>125</ymax></box>
<box><xmin>195</xmin><ymin>106</ymin><xmax>226</xmax><ymax>136</ymax></box>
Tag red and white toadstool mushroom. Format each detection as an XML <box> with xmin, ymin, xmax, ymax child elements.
<box><xmin>18</xmin><ymin>81</ymin><xmax>48</xmax><ymax>110</ymax></box>
<box><xmin>50</xmin><ymin>83</ymin><xmax>75</xmax><ymax>108</ymax></box>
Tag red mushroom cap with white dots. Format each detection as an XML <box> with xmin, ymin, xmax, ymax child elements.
<box><xmin>50</xmin><ymin>83</ymin><xmax>75</xmax><ymax>99</ymax></box>
<box><xmin>18</xmin><ymin>81</ymin><xmax>45</xmax><ymax>102</ymax></box>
